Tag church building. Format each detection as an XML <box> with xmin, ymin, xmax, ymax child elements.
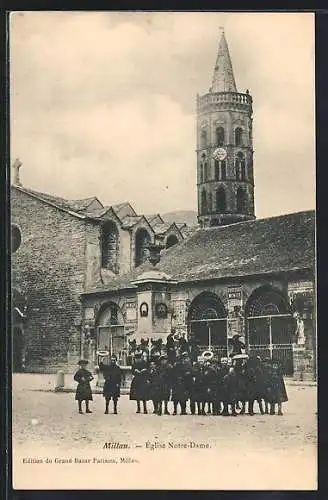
<box><xmin>11</xmin><ymin>29</ymin><xmax>316</xmax><ymax>380</ymax></box>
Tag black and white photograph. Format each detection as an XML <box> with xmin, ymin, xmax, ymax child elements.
<box><xmin>10</xmin><ymin>11</ymin><xmax>316</xmax><ymax>490</ymax></box>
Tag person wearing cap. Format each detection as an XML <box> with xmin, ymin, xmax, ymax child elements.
<box><xmin>101</xmin><ymin>355</ymin><xmax>122</xmax><ymax>415</ymax></box>
<box><xmin>129</xmin><ymin>350</ymin><xmax>150</xmax><ymax>414</ymax></box>
<box><xmin>73</xmin><ymin>360</ymin><xmax>94</xmax><ymax>414</ymax></box>
<box><xmin>171</xmin><ymin>355</ymin><xmax>190</xmax><ymax>415</ymax></box>
<box><xmin>155</xmin><ymin>354</ymin><xmax>172</xmax><ymax>416</ymax></box>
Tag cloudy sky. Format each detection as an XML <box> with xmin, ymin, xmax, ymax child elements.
<box><xmin>10</xmin><ymin>11</ymin><xmax>315</xmax><ymax>218</ymax></box>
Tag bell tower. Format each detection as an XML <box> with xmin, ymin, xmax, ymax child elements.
<box><xmin>196</xmin><ymin>28</ymin><xmax>255</xmax><ymax>228</ymax></box>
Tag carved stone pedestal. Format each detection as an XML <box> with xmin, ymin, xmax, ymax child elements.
<box><xmin>292</xmin><ymin>344</ymin><xmax>316</xmax><ymax>381</ymax></box>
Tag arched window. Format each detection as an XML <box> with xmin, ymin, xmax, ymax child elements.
<box><xmin>216</xmin><ymin>127</ymin><xmax>225</xmax><ymax>146</ymax></box>
<box><xmin>187</xmin><ymin>292</ymin><xmax>227</xmax><ymax>351</ymax></box>
<box><xmin>235</xmin><ymin>152</ymin><xmax>245</xmax><ymax>180</ymax></box>
<box><xmin>235</xmin><ymin>127</ymin><xmax>243</xmax><ymax>146</ymax></box>
<box><xmin>237</xmin><ymin>187</ymin><xmax>247</xmax><ymax>213</ymax></box>
<box><xmin>221</xmin><ymin>160</ymin><xmax>227</xmax><ymax>180</ymax></box>
<box><xmin>201</xmin><ymin>130</ymin><xmax>207</xmax><ymax>148</ymax></box>
<box><xmin>208</xmin><ymin>192</ymin><xmax>213</xmax><ymax>213</ymax></box>
<box><xmin>215</xmin><ymin>160</ymin><xmax>227</xmax><ymax>181</ymax></box>
<box><xmin>135</xmin><ymin>229</ymin><xmax>151</xmax><ymax>267</ymax></box>
<box><xmin>101</xmin><ymin>221</ymin><xmax>119</xmax><ymax>273</ymax></box>
<box><xmin>214</xmin><ymin>160</ymin><xmax>220</xmax><ymax>181</ymax></box>
<box><xmin>166</xmin><ymin>234</ymin><xmax>179</xmax><ymax>249</ymax></box>
<box><xmin>96</xmin><ymin>302</ymin><xmax>125</xmax><ymax>365</ymax></box>
<box><xmin>216</xmin><ymin>186</ymin><xmax>226</xmax><ymax>212</ymax></box>
<box><xmin>200</xmin><ymin>163</ymin><xmax>204</xmax><ymax>183</ymax></box>
<box><xmin>241</xmin><ymin>160</ymin><xmax>246</xmax><ymax>180</ymax></box>
<box><xmin>204</xmin><ymin>161</ymin><xmax>209</xmax><ymax>182</ymax></box>
<box><xmin>201</xmin><ymin>190</ymin><xmax>207</xmax><ymax>215</ymax></box>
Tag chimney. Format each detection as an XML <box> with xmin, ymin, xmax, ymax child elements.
<box><xmin>12</xmin><ymin>158</ymin><xmax>22</xmax><ymax>186</ymax></box>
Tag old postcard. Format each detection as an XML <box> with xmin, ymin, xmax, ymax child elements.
<box><xmin>10</xmin><ymin>11</ymin><xmax>316</xmax><ymax>490</ymax></box>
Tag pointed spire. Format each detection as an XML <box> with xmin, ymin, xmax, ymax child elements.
<box><xmin>210</xmin><ymin>28</ymin><xmax>237</xmax><ymax>93</ymax></box>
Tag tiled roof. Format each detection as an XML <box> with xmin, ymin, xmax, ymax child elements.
<box><xmin>146</xmin><ymin>214</ymin><xmax>165</xmax><ymax>225</ymax></box>
<box><xmin>152</xmin><ymin>222</ymin><xmax>172</xmax><ymax>235</ymax></box>
<box><xmin>121</xmin><ymin>215</ymin><xmax>144</xmax><ymax>228</ymax></box>
<box><xmin>16</xmin><ymin>187</ymin><xmax>102</xmax><ymax>216</ymax></box>
<box><xmin>69</xmin><ymin>197</ymin><xmax>103</xmax><ymax>212</ymax></box>
<box><xmin>83</xmin><ymin>210</ymin><xmax>315</xmax><ymax>293</ymax></box>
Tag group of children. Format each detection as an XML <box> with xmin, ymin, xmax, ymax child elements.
<box><xmin>73</xmin><ymin>350</ymin><xmax>288</xmax><ymax>417</ymax></box>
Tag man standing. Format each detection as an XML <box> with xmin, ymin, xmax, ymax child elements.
<box><xmin>101</xmin><ymin>355</ymin><xmax>122</xmax><ymax>415</ymax></box>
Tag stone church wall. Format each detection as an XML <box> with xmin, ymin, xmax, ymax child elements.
<box><xmin>11</xmin><ymin>189</ymin><xmax>89</xmax><ymax>372</ymax></box>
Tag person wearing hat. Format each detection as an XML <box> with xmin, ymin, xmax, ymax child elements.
<box><xmin>101</xmin><ymin>355</ymin><xmax>122</xmax><ymax>415</ymax></box>
<box><xmin>156</xmin><ymin>354</ymin><xmax>172</xmax><ymax>416</ymax></box>
<box><xmin>129</xmin><ymin>349</ymin><xmax>150</xmax><ymax>414</ymax></box>
<box><xmin>73</xmin><ymin>360</ymin><xmax>94</xmax><ymax>414</ymax></box>
<box><xmin>230</xmin><ymin>334</ymin><xmax>246</xmax><ymax>357</ymax></box>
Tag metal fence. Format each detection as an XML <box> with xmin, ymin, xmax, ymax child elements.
<box><xmin>246</xmin><ymin>314</ymin><xmax>294</xmax><ymax>375</ymax></box>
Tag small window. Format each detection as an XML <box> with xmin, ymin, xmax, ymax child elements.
<box><xmin>166</xmin><ymin>234</ymin><xmax>179</xmax><ymax>249</ymax></box>
<box><xmin>235</xmin><ymin>127</ymin><xmax>243</xmax><ymax>147</ymax></box>
<box><xmin>216</xmin><ymin>127</ymin><xmax>225</xmax><ymax>147</ymax></box>
<box><xmin>135</xmin><ymin>229</ymin><xmax>151</xmax><ymax>267</ymax></box>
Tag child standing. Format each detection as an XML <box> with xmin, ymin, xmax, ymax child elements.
<box><xmin>74</xmin><ymin>360</ymin><xmax>94</xmax><ymax>414</ymax></box>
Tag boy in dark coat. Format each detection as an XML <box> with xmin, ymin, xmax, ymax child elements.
<box><xmin>156</xmin><ymin>355</ymin><xmax>172</xmax><ymax>416</ymax></box>
<box><xmin>73</xmin><ymin>360</ymin><xmax>94</xmax><ymax>414</ymax></box>
<box><xmin>264</xmin><ymin>359</ymin><xmax>288</xmax><ymax>415</ymax></box>
<box><xmin>101</xmin><ymin>356</ymin><xmax>122</xmax><ymax>414</ymax></box>
<box><xmin>129</xmin><ymin>351</ymin><xmax>150</xmax><ymax>414</ymax></box>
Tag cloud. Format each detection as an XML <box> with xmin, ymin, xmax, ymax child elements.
<box><xmin>10</xmin><ymin>12</ymin><xmax>315</xmax><ymax>217</ymax></box>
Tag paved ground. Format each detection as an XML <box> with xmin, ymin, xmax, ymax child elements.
<box><xmin>11</xmin><ymin>374</ymin><xmax>317</xmax><ymax>491</ymax></box>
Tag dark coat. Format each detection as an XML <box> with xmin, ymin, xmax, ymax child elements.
<box><xmin>129</xmin><ymin>360</ymin><xmax>150</xmax><ymax>401</ymax></box>
<box><xmin>148</xmin><ymin>364</ymin><xmax>171</xmax><ymax>401</ymax></box>
<box><xmin>202</xmin><ymin>365</ymin><xmax>217</xmax><ymax>402</ymax></box>
<box><xmin>171</xmin><ymin>362</ymin><xmax>190</xmax><ymax>402</ymax></box>
<box><xmin>102</xmin><ymin>363</ymin><xmax>122</xmax><ymax>399</ymax></box>
<box><xmin>263</xmin><ymin>361</ymin><xmax>288</xmax><ymax>404</ymax></box>
<box><xmin>222</xmin><ymin>369</ymin><xmax>239</xmax><ymax>404</ymax></box>
<box><xmin>189</xmin><ymin>365</ymin><xmax>202</xmax><ymax>401</ymax></box>
<box><xmin>74</xmin><ymin>368</ymin><xmax>93</xmax><ymax>401</ymax></box>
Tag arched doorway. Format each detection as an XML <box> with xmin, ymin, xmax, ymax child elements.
<box><xmin>95</xmin><ymin>302</ymin><xmax>126</xmax><ymax>365</ymax></box>
<box><xmin>187</xmin><ymin>292</ymin><xmax>227</xmax><ymax>358</ymax></box>
<box><xmin>245</xmin><ymin>286</ymin><xmax>293</xmax><ymax>375</ymax></box>
<box><xmin>13</xmin><ymin>326</ymin><xmax>24</xmax><ymax>372</ymax></box>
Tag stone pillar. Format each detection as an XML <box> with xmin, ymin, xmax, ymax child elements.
<box><xmin>131</xmin><ymin>272</ymin><xmax>177</xmax><ymax>343</ymax></box>
<box><xmin>288</xmin><ymin>280</ymin><xmax>316</xmax><ymax>381</ymax></box>
<box><xmin>227</xmin><ymin>286</ymin><xmax>245</xmax><ymax>337</ymax></box>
